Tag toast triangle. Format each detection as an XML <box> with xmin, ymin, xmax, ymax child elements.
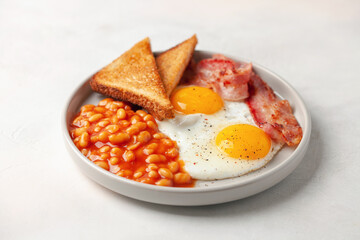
<box><xmin>156</xmin><ymin>35</ymin><xmax>198</xmax><ymax>96</ymax></box>
<box><xmin>90</xmin><ymin>37</ymin><xmax>174</xmax><ymax>120</ymax></box>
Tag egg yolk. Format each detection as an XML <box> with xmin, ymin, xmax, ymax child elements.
<box><xmin>215</xmin><ymin>124</ymin><xmax>271</xmax><ymax>160</ymax></box>
<box><xmin>170</xmin><ymin>86</ymin><xmax>223</xmax><ymax>114</ymax></box>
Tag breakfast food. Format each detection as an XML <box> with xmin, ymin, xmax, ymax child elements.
<box><xmin>246</xmin><ymin>74</ymin><xmax>303</xmax><ymax>146</ymax></box>
<box><xmin>90</xmin><ymin>37</ymin><xmax>174</xmax><ymax>120</ymax></box>
<box><xmin>70</xmin><ymin>36</ymin><xmax>303</xmax><ymax>187</ymax></box>
<box><xmin>158</xmin><ymin>85</ymin><xmax>283</xmax><ymax>180</ymax></box>
<box><xmin>186</xmin><ymin>54</ymin><xmax>252</xmax><ymax>101</ymax></box>
<box><xmin>183</xmin><ymin>54</ymin><xmax>303</xmax><ymax>147</ymax></box>
<box><xmin>70</xmin><ymin>98</ymin><xmax>194</xmax><ymax>187</ymax></box>
<box><xmin>156</xmin><ymin>34</ymin><xmax>198</xmax><ymax>96</ymax></box>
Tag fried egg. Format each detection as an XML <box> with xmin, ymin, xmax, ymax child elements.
<box><xmin>157</xmin><ymin>86</ymin><xmax>283</xmax><ymax>180</ymax></box>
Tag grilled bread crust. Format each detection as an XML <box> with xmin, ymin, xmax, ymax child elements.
<box><xmin>156</xmin><ymin>35</ymin><xmax>198</xmax><ymax>96</ymax></box>
<box><xmin>90</xmin><ymin>37</ymin><xmax>174</xmax><ymax>120</ymax></box>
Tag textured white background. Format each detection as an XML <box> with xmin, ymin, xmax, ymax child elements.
<box><xmin>1</xmin><ymin>0</ymin><xmax>359</xmax><ymax>239</ymax></box>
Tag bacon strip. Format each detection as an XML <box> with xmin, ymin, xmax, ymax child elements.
<box><xmin>246</xmin><ymin>74</ymin><xmax>303</xmax><ymax>146</ymax></box>
<box><xmin>187</xmin><ymin>54</ymin><xmax>252</xmax><ymax>101</ymax></box>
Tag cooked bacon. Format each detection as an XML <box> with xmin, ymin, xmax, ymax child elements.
<box><xmin>187</xmin><ymin>54</ymin><xmax>252</xmax><ymax>101</ymax></box>
<box><xmin>246</xmin><ymin>74</ymin><xmax>303</xmax><ymax>146</ymax></box>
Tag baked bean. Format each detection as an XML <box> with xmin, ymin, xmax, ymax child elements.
<box><xmin>136</xmin><ymin>110</ymin><xmax>147</xmax><ymax>117</ymax></box>
<box><xmin>97</xmin><ymin>120</ymin><xmax>110</xmax><ymax>127</ymax></box>
<box><xmin>153</xmin><ymin>133</ymin><xmax>165</xmax><ymax>139</ymax></box>
<box><xmin>105</xmin><ymin>102</ymin><xmax>112</xmax><ymax>109</ymax></box>
<box><xmin>155</xmin><ymin>179</ymin><xmax>173</xmax><ymax>187</ymax></box>
<box><xmin>130</xmin><ymin>115</ymin><xmax>141</xmax><ymax>124</ymax></box>
<box><xmin>98</xmin><ymin>98</ymin><xmax>112</xmax><ymax>106</ymax></box>
<box><xmin>110</xmin><ymin>115</ymin><xmax>119</xmax><ymax>124</ymax></box>
<box><xmin>147</xmin><ymin>163</ymin><xmax>158</xmax><ymax>171</ymax></box>
<box><xmin>146</xmin><ymin>121</ymin><xmax>157</xmax><ymax>130</ymax></box>
<box><xmin>116</xmin><ymin>170</ymin><xmax>133</xmax><ymax>177</ymax></box>
<box><xmin>143</xmin><ymin>114</ymin><xmax>154</xmax><ymax>122</ymax></box>
<box><xmin>159</xmin><ymin>169</ymin><xmax>173</xmax><ymax>180</ymax></box>
<box><xmin>109</xmin><ymin>102</ymin><xmax>121</xmax><ymax>111</ymax></box>
<box><xmin>98</xmin><ymin>131</ymin><xmax>109</xmax><ymax>142</ymax></box>
<box><xmin>142</xmin><ymin>178</ymin><xmax>155</xmax><ymax>184</ymax></box>
<box><xmin>174</xmin><ymin>173</ymin><xmax>191</xmax><ymax>184</ymax></box>
<box><xmin>133</xmin><ymin>122</ymin><xmax>147</xmax><ymax>131</ymax></box>
<box><xmin>145</xmin><ymin>154</ymin><xmax>166</xmax><ymax>163</ymax></box>
<box><xmin>93</xmin><ymin>126</ymin><xmax>102</xmax><ymax>133</ymax></box>
<box><xmin>100</xmin><ymin>153</ymin><xmax>110</xmax><ymax>160</ymax></box>
<box><xmin>147</xmin><ymin>143</ymin><xmax>158</xmax><ymax>149</ymax></box>
<box><xmin>86</xmin><ymin>112</ymin><xmax>95</xmax><ymax>118</ymax></box>
<box><xmin>82</xmin><ymin>121</ymin><xmax>90</xmax><ymax>128</ymax></box>
<box><xmin>123</xmin><ymin>150</ymin><xmax>135</xmax><ymax>162</ymax></box>
<box><xmin>148</xmin><ymin>170</ymin><xmax>159</xmax><ymax>178</ymax></box>
<box><xmin>90</xmin><ymin>136</ymin><xmax>98</xmax><ymax>143</ymax></box>
<box><xmin>110</xmin><ymin>157</ymin><xmax>119</xmax><ymax>165</ymax></box>
<box><xmin>143</xmin><ymin>148</ymin><xmax>155</xmax><ymax>155</ymax></box>
<box><xmin>110</xmin><ymin>147</ymin><xmax>122</xmax><ymax>156</ymax></box>
<box><xmin>94</xmin><ymin>160</ymin><xmax>109</xmax><ymax>171</ymax></box>
<box><xmin>168</xmin><ymin>161</ymin><xmax>179</xmax><ymax>173</ymax></box>
<box><xmin>124</xmin><ymin>105</ymin><xmax>131</xmax><ymax>110</ymax></box>
<box><xmin>133</xmin><ymin>172</ymin><xmax>143</xmax><ymax>179</ymax></box>
<box><xmin>119</xmin><ymin>120</ymin><xmax>130</xmax><ymax>128</ymax></box>
<box><xmin>109</xmin><ymin>133</ymin><xmax>130</xmax><ymax>144</ymax></box>
<box><xmin>79</xmin><ymin>132</ymin><xmax>89</xmax><ymax>148</ymax></box>
<box><xmin>73</xmin><ymin>116</ymin><xmax>82</xmax><ymax>125</ymax></box>
<box><xmin>161</xmin><ymin>138</ymin><xmax>173</xmax><ymax>147</ymax></box>
<box><xmin>126</xmin><ymin>125</ymin><xmax>140</xmax><ymax>135</ymax></box>
<box><xmin>116</xmin><ymin>108</ymin><xmax>126</xmax><ymax>120</ymax></box>
<box><xmin>112</xmin><ymin>101</ymin><xmax>124</xmax><ymax>108</ymax></box>
<box><xmin>137</xmin><ymin>131</ymin><xmax>151</xmax><ymax>143</ymax></box>
<box><xmin>143</xmin><ymin>142</ymin><xmax>158</xmax><ymax>155</ymax></box>
<box><xmin>166</xmin><ymin>148</ymin><xmax>179</xmax><ymax>158</ymax></box>
<box><xmin>158</xmin><ymin>168</ymin><xmax>173</xmax><ymax>179</ymax></box>
<box><xmin>81</xmin><ymin>104</ymin><xmax>95</xmax><ymax>112</ymax></box>
<box><xmin>94</xmin><ymin>107</ymin><xmax>106</xmax><ymax>113</ymax></box>
<box><xmin>99</xmin><ymin>146</ymin><xmax>110</xmax><ymax>153</ymax></box>
<box><xmin>106</xmin><ymin>124</ymin><xmax>120</xmax><ymax>133</ymax></box>
<box><xmin>89</xmin><ymin>113</ymin><xmax>103</xmax><ymax>123</ymax></box>
<box><xmin>127</xmin><ymin>142</ymin><xmax>141</xmax><ymax>151</ymax></box>
<box><xmin>104</xmin><ymin>111</ymin><xmax>113</xmax><ymax>118</ymax></box>
<box><xmin>73</xmin><ymin>127</ymin><xmax>87</xmax><ymax>137</ymax></box>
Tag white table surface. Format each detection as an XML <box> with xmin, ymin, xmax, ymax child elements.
<box><xmin>1</xmin><ymin>0</ymin><xmax>359</xmax><ymax>239</ymax></box>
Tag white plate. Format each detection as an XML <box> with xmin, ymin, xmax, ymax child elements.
<box><xmin>62</xmin><ymin>51</ymin><xmax>311</xmax><ymax>206</ymax></box>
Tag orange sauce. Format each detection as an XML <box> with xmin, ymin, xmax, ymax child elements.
<box><xmin>70</xmin><ymin>98</ymin><xmax>195</xmax><ymax>187</ymax></box>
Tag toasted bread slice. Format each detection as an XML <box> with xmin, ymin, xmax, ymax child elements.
<box><xmin>156</xmin><ymin>34</ymin><xmax>198</xmax><ymax>96</ymax></box>
<box><xmin>90</xmin><ymin>38</ymin><xmax>174</xmax><ymax>120</ymax></box>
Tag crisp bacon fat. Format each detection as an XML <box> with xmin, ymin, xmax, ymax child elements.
<box><xmin>187</xmin><ymin>54</ymin><xmax>252</xmax><ymax>101</ymax></box>
<box><xmin>184</xmin><ymin>54</ymin><xmax>303</xmax><ymax>146</ymax></box>
<box><xmin>246</xmin><ymin>74</ymin><xmax>303</xmax><ymax>146</ymax></box>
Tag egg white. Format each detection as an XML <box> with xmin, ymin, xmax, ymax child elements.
<box><xmin>157</xmin><ymin>101</ymin><xmax>283</xmax><ymax>180</ymax></box>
